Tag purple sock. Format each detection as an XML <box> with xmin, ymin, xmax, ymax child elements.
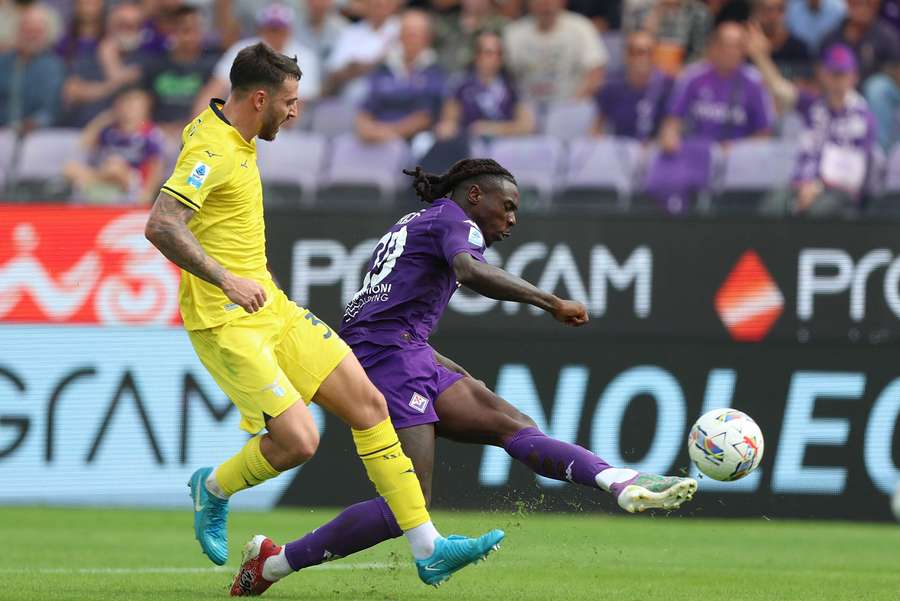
<box><xmin>504</xmin><ymin>427</ymin><xmax>611</xmax><ymax>488</ymax></box>
<box><xmin>284</xmin><ymin>497</ymin><xmax>402</xmax><ymax>571</ymax></box>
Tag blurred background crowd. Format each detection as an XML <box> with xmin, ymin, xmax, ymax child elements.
<box><xmin>2</xmin><ymin>0</ymin><xmax>900</xmax><ymax>217</ymax></box>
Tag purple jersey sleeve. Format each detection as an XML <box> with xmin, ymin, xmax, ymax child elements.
<box><xmin>429</xmin><ymin>212</ymin><xmax>486</xmax><ymax>266</ymax></box>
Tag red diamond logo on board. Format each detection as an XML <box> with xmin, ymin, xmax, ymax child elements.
<box><xmin>715</xmin><ymin>250</ymin><xmax>784</xmax><ymax>342</ymax></box>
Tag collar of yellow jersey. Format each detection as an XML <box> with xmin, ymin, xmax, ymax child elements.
<box><xmin>209</xmin><ymin>98</ymin><xmax>231</xmax><ymax>125</ymax></box>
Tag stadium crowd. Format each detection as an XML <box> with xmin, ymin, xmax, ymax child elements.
<box><xmin>1</xmin><ymin>0</ymin><xmax>900</xmax><ymax>216</ymax></box>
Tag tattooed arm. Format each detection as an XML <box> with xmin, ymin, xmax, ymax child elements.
<box><xmin>144</xmin><ymin>191</ymin><xmax>267</xmax><ymax>312</ymax></box>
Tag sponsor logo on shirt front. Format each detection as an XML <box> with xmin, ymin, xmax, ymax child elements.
<box><xmin>409</xmin><ymin>392</ymin><xmax>429</xmax><ymax>414</ymax></box>
<box><xmin>187</xmin><ymin>162</ymin><xmax>210</xmax><ymax>190</ymax></box>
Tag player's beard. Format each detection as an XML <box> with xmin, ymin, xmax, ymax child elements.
<box><xmin>259</xmin><ymin>110</ymin><xmax>282</xmax><ymax>141</ymax></box>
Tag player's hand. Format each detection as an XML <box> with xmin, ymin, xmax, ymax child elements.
<box><xmin>221</xmin><ymin>274</ymin><xmax>267</xmax><ymax>313</ymax></box>
<box><xmin>550</xmin><ymin>298</ymin><xmax>589</xmax><ymax>327</ymax></box>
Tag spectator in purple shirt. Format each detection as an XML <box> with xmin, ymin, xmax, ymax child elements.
<box><xmin>356</xmin><ymin>9</ymin><xmax>446</xmax><ymax>144</ymax></box>
<box><xmin>659</xmin><ymin>21</ymin><xmax>775</xmax><ymax>153</ymax></box>
<box><xmin>55</xmin><ymin>0</ymin><xmax>106</xmax><ymax>67</ymax></box>
<box><xmin>749</xmin><ymin>27</ymin><xmax>877</xmax><ymax>216</ymax></box>
<box><xmin>137</xmin><ymin>0</ymin><xmax>180</xmax><ymax>55</ymax></box>
<box><xmin>63</xmin><ymin>86</ymin><xmax>165</xmax><ymax>206</ymax></box>
<box><xmin>820</xmin><ymin>0</ymin><xmax>900</xmax><ymax>82</ymax></box>
<box><xmin>60</xmin><ymin>1</ymin><xmax>147</xmax><ymax>127</ymax></box>
<box><xmin>434</xmin><ymin>30</ymin><xmax>534</xmax><ymax>141</ymax></box>
<box><xmin>594</xmin><ymin>30</ymin><xmax>674</xmax><ymax>140</ymax></box>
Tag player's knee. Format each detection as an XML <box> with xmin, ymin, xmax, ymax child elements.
<box><xmin>285</xmin><ymin>430</ymin><xmax>320</xmax><ymax>466</ymax></box>
<box><xmin>356</xmin><ymin>386</ymin><xmax>389</xmax><ymax>427</ymax></box>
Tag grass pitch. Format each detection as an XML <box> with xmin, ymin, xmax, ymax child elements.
<box><xmin>1</xmin><ymin>506</ymin><xmax>897</xmax><ymax>601</ymax></box>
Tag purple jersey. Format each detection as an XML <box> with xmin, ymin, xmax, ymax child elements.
<box><xmin>667</xmin><ymin>63</ymin><xmax>775</xmax><ymax>142</ymax></box>
<box><xmin>340</xmin><ymin>199</ymin><xmax>484</xmax><ymax>428</ymax></box>
<box><xmin>94</xmin><ymin>123</ymin><xmax>164</xmax><ymax>180</ymax></box>
<box><xmin>452</xmin><ymin>72</ymin><xmax>519</xmax><ymax>129</ymax></box>
<box><xmin>339</xmin><ymin>199</ymin><xmax>485</xmax><ymax>350</ymax></box>
<box><xmin>792</xmin><ymin>90</ymin><xmax>876</xmax><ymax>197</ymax></box>
<box><xmin>596</xmin><ymin>68</ymin><xmax>673</xmax><ymax>140</ymax></box>
<box><xmin>361</xmin><ymin>62</ymin><xmax>446</xmax><ymax>123</ymax></box>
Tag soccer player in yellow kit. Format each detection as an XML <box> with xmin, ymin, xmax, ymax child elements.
<box><xmin>144</xmin><ymin>43</ymin><xmax>503</xmax><ymax>592</ymax></box>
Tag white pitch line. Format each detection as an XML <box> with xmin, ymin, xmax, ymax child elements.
<box><xmin>0</xmin><ymin>562</ymin><xmax>394</xmax><ymax>575</ymax></box>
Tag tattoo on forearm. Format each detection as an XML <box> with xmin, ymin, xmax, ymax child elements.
<box><xmin>147</xmin><ymin>194</ymin><xmax>229</xmax><ymax>288</ymax></box>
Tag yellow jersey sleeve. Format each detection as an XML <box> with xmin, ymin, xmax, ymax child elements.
<box><xmin>161</xmin><ymin>141</ymin><xmax>234</xmax><ymax>212</ymax></box>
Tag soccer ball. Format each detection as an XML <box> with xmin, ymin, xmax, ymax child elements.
<box><xmin>688</xmin><ymin>408</ymin><xmax>764</xmax><ymax>482</ymax></box>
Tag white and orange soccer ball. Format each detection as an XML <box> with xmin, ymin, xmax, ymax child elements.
<box><xmin>688</xmin><ymin>408</ymin><xmax>764</xmax><ymax>482</ymax></box>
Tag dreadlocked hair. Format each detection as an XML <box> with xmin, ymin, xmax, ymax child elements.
<box><xmin>402</xmin><ymin>159</ymin><xmax>517</xmax><ymax>204</ymax></box>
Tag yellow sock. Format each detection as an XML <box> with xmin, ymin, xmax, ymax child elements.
<box><xmin>213</xmin><ymin>435</ymin><xmax>281</xmax><ymax>497</ymax></box>
<box><xmin>352</xmin><ymin>418</ymin><xmax>429</xmax><ymax>531</ymax></box>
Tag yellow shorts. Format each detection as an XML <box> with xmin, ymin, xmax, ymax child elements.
<box><xmin>187</xmin><ymin>288</ymin><xmax>351</xmax><ymax>434</ymax></box>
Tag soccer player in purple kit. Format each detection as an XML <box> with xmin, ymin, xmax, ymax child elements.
<box><xmin>231</xmin><ymin>159</ymin><xmax>697</xmax><ymax>595</ymax></box>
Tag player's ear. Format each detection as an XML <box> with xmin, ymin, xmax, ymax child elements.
<box><xmin>252</xmin><ymin>89</ymin><xmax>267</xmax><ymax>112</ymax></box>
<box><xmin>467</xmin><ymin>184</ymin><xmax>481</xmax><ymax>206</ymax></box>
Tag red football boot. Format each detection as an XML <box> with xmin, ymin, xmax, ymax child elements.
<box><xmin>230</xmin><ymin>535</ymin><xmax>282</xmax><ymax>597</ymax></box>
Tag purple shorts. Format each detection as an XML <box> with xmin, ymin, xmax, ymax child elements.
<box><xmin>351</xmin><ymin>342</ymin><xmax>464</xmax><ymax>429</ymax></box>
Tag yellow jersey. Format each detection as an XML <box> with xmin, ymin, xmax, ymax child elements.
<box><xmin>161</xmin><ymin>98</ymin><xmax>276</xmax><ymax>331</ymax></box>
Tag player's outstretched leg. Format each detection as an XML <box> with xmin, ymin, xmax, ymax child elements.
<box><xmin>505</xmin><ymin>428</ymin><xmax>697</xmax><ymax>513</ymax></box>
<box><xmin>231</xmin><ymin>497</ymin><xmax>504</xmax><ymax>594</ymax></box>
<box><xmin>434</xmin><ymin>378</ymin><xmax>697</xmax><ymax>513</ymax></box>
<box><xmin>312</xmin><ymin>354</ymin><xmax>506</xmax><ymax>586</ymax></box>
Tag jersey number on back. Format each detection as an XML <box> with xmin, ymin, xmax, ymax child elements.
<box><xmin>355</xmin><ymin>227</ymin><xmax>408</xmax><ymax>296</ymax></box>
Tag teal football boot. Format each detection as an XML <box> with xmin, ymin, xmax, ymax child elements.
<box><xmin>188</xmin><ymin>466</ymin><xmax>229</xmax><ymax>565</ymax></box>
<box><xmin>415</xmin><ymin>529</ymin><xmax>505</xmax><ymax>587</ymax></box>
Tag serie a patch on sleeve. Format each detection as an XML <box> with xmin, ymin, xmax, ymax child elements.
<box><xmin>187</xmin><ymin>162</ymin><xmax>211</xmax><ymax>190</ymax></box>
<box><xmin>468</xmin><ymin>224</ymin><xmax>484</xmax><ymax>247</ymax></box>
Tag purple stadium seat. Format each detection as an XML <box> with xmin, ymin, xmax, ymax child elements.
<box><xmin>310</xmin><ymin>99</ymin><xmax>357</xmax><ymax>138</ymax></box>
<box><xmin>15</xmin><ymin>129</ymin><xmax>81</xmax><ymax>181</ymax></box>
<box><xmin>560</xmin><ymin>137</ymin><xmax>643</xmax><ymax>210</ymax></box>
<box><xmin>318</xmin><ymin>133</ymin><xmax>410</xmax><ymax>206</ymax></box>
<box><xmin>778</xmin><ymin>111</ymin><xmax>805</xmax><ymax>139</ymax></box>
<box><xmin>542</xmin><ymin>101</ymin><xmax>597</xmax><ymax>140</ymax></box>
<box><xmin>713</xmin><ymin>138</ymin><xmax>797</xmax><ymax>214</ymax></box>
<box><xmin>483</xmin><ymin>135</ymin><xmax>564</xmax><ymax>208</ymax></box>
<box><xmin>719</xmin><ymin>138</ymin><xmax>797</xmax><ymax>192</ymax></box>
<box><xmin>256</xmin><ymin>132</ymin><xmax>327</xmax><ymax>207</ymax></box>
<box><xmin>11</xmin><ymin>129</ymin><xmax>81</xmax><ymax>200</ymax></box>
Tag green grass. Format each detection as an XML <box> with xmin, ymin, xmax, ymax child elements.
<box><xmin>1</xmin><ymin>506</ymin><xmax>898</xmax><ymax>601</ymax></box>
